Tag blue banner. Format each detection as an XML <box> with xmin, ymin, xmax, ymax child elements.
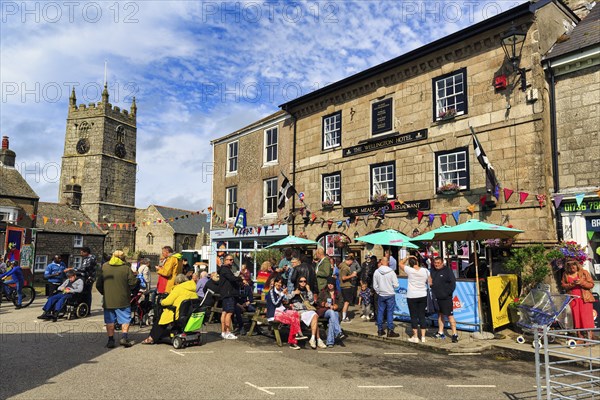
<box><xmin>393</xmin><ymin>277</ymin><xmax>479</xmax><ymax>332</ymax></box>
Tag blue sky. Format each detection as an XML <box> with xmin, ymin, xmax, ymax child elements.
<box><xmin>1</xmin><ymin>0</ymin><xmax>526</xmax><ymax>210</ymax></box>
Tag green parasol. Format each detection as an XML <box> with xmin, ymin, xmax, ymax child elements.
<box><xmin>354</xmin><ymin>229</ymin><xmax>419</xmax><ymax>249</ymax></box>
<box><xmin>265</xmin><ymin>235</ymin><xmax>319</xmax><ymax>249</ymax></box>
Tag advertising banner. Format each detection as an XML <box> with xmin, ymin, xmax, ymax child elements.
<box><xmin>4</xmin><ymin>226</ymin><xmax>25</xmax><ymax>263</ymax></box>
<box><xmin>487</xmin><ymin>275</ymin><xmax>518</xmax><ymax>329</ymax></box>
<box><xmin>394</xmin><ymin>277</ymin><xmax>479</xmax><ymax>331</ymax></box>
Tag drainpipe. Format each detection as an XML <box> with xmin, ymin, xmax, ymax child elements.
<box><xmin>546</xmin><ymin>62</ymin><xmax>563</xmax><ymax>240</ymax></box>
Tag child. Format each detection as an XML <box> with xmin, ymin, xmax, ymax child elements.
<box><xmin>358</xmin><ymin>281</ymin><xmax>372</xmax><ymax>321</ymax></box>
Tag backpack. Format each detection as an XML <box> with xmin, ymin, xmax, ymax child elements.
<box><xmin>135</xmin><ymin>264</ymin><xmax>147</xmax><ymax>289</ymax></box>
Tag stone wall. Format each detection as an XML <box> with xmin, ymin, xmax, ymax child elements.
<box><xmin>554</xmin><ymin>65</ymin><xmax>600</xmax><ymax>189</ymax></box>
<box><xmin>35</xmin><ymin>232</ymin><xmax>105</xmax><ymax>266</ymax></box>
<box><xmin>135</xmin><ymin>206</ymin><xmax>175</xmax><ymax>255</ymax></box>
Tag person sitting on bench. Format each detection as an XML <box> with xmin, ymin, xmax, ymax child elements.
<box><xmin>266</xmin><ymin>275</ymin><xmax>306</xmax><ymax>350</ymax></box>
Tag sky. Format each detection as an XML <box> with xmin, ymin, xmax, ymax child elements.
<box><xmin>1</xmin><ymin>0</ymin><xmax>527</xmax><ymax>211</ymax></box>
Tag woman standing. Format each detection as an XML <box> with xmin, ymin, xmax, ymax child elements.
<box><xmin>399</xmin><ymin>255</ymin><xmax>430</xmax><ymax>343</ymax></box>
<box><xmin>561</xmin><ymin>260</ymin><xmax>596</xmax><ymax>342</ymax></box>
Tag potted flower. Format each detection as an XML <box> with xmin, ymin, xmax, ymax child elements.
<box><xmin>438</xmin><ymin>107</ymin><xmax>457</xmax><ymax>121</ymax></box>
<box><xmin>371</xmin><ymin>191</ymin><xmax>388</xmax><ymax>203</ymax></box>
<box><xmin>436</xmin><ymin>182</ymin><xmax>460</xmax><ymax>195</ymax></box>
<box><xmin>548</xmin><ymin>240</ymin><xmax>589</xmax><ymax>270</ymax></box>
<box><xmin>322</xmin><ymin>199</ymin><xmax>335</xmax><ymax>210</ymax></box>
<box><xmin>333</xmin><ymin>234</ymin><xmax>350</xmax><ymax>248</ymax></box>
<box><xmin>507</xmin><ymin>297</ymin><xmax>523</xmax><ymax>330</ymax></box>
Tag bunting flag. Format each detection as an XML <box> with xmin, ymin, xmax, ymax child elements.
<box><xmin>575</xmin><ymin>193</ymin><xmax>585</xmax><ymax>207</ymax></box>
<box><xmin>493</xmin><ymin>185</ymin><xmax>500</xmax><ymax>200</ymax></box>
<box><xmin>428</xmin><ymin>214</ymin><xmax>435</xmax><ymax>225</ymax></box>
<box><xmin>519</xmin><ymin>191</ymin><xmax>529</xmax><ymax>204</ymax></box>
<box><xmin>536</xmin><ymin>194</ymin><xmax>546</xmax><ymax>208</ymax></box>
<box><xmin>380</xmin><ymin>207</ymin><xmax>386</xmax><ymax>218</ymax></box>
<box><xmin>346</xmin><ymin>219</ymin><xmax>351</xmax><ymax>228</ymax></box>
<box><xmin>389</xmin><ymin>200</ymin><xmax>396</xmax><ymax>210</ymax></box>
<box><xmin>417</xmin><ymin>210</ymin><xmax>424</xmax><ymax>223</ymax></box>
<box><xmin>597</xmin><ymin>189</ymin><xmax>600</xmax><ymax>198</ymax></box>
<box><xmin>452</xmin><ymin>210</ymin><xmax>461</xmax><ymax>224</ymax></box>
<box><xmin>363</xmin><ymin>215</ymin><xmax>369</xmax><ymax>225</ymax></box>
<box><xmin>467</xmin><ymin>204</ymin><xmax>475</xmax><ymax>214</ymax></box>
<box><xmin>43</xmin><ymin>216</ymin><xmax>49</xmax><ymax>225</ymax></box>
<box><xmin>440</xmin><ymin>213</ymin><xmax>447</xmax><ymax>224</ymax></box>
<box><xmin>327</xmin><ymin>220</ymin><xmax>333</xmax><ymax>230</ymax></box>
<box><xmin>480</xmin><ymin>195</ymin><xmax>487</xmax><ymax>206</ymax></box>
<box><xmin>504</xmin><ymin>188</ymin><xmax>514</xmax><ymax>202</ymax></box>
<box><xmin>336</xmin><ymin>221</ymin><xmax>343</xmax><ymax>228</ymax></box>
<box><xmin>277</xmin><ymin>174</ymin><xmax>296</xmax><ymax>210</ymax></box>
<box><xmin>553</xmin><ymin>194</ymin><xmax>564</xmax><ymax>208</ymax></box>
<box><xmin>257</xmin><ymin>226</ymin><xmax>262</xmax><ymax>235</ymax></box>
<box><xmin>471</xmin><ymin>127</ymin><xmax>499</xmax><ymax>193</ymax></box>
<box><xmin>588</xmin><ymin>231</ymin><xmax>595</xmax><ymax>240</ymax></box>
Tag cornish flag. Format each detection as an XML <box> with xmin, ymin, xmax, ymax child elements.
<box><xmin>277</xmin><ymin>174</ymin><xmax>296</xmax><ymax>210</ymax></box>
<box><xmin>471</xmin><ymin>127</ymin><xmax>499</xmax><ymax>193</ymax></box>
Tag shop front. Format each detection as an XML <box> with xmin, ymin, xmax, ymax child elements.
<box><xmin>209</xmin><ymin>224</ymin><xmax>288</xmax><ymax>275</ymax></box>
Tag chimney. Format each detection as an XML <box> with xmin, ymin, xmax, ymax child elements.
<box><xmin>0</xmin><ymin>136</ymin><xmax>16</xmax><ymax>167</ymax></box>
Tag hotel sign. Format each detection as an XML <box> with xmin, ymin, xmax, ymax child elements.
<box><xmin>343</xmin><ymin>129</ymin><xmax>428</xmax><ymax>158</ymax></box>
<box><xmin>343</xmin><ymin>199</ymin><xmax>431</xmax><ymax>217</ymax></box>
<box><xmin>372</xmin><ymin>98</ymin><xmax>393</xmax><ymax>135</ymax></box>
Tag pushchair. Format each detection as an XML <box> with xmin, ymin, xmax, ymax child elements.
<box><xmin>515</xmin><ymin>289</ymin><xmax>576</xmax><ymax>348</ymax></box>
<box><xmin>130</xmin><ymin>290</ymin><xmax>154</xmax><ymax>327</ymax></box>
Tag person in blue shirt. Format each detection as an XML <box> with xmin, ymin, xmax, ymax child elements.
<box><xmin>44</xmin><ymin>255</ymin><xmax>66</xmax><ymax>293</ymax></box>
<box><xmin>1</xmin><ymin>261</ymin><xmax>25</xmax><ymax>308</ymax></box>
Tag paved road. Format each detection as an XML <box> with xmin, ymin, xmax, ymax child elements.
<box><xmin>1</xmin><ymin>296</ymin><xmax>543</xmax><ymax>400</ymax></box>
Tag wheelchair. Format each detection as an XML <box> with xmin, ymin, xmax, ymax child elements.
<box><xmin>169</xmin><ymin>298</ymin><xmax>209</xmax><ymax>349</ymax></box>
<box><xmin>61</xmin><ymin>291</ymin><xmax>90</xmax><ymax>320</ymax></box>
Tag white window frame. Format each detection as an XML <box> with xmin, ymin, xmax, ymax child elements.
<box><xmin>322</xmin><ymin>173</ymin><xmax>342</xmax><ymax>204</ymax></box>
<box><xmin>226</xmin><ymin>186</ymin><xmax>238</xmax><ymax>220</ymax></box>
<box><xmin>74</xmin><ymin>235</ymin><xmax>83</xmax><ymax>248</ymax></box>
<box><xmin>72</xmin><ymin>256</ymin><xmax>82</xmax><ymax>270</ymax></box>
<box><xmin>264</xmin><ymin>178</ymin><xmax>278</xmax><ymax>216</ymax></box>
<box><xmin>436</xmin><ymin>148</ymin><xmax>469</xmax><ymax>190</ymax></box>
<box><xmin>227</xmin><ymin>141</ymin><xmax>238</xmax><ymax>174</ymax></box>
<box><xmin>147</xmin><ymin>232</ymin><xmax>154</xmax><ymax>245</ymax></box>
<box><xmin>264</xmin><ymin>127</ymin><xmax>278</xmax><ymax>164</ymax></box>
<box><xmin>433</xmin><ymin>68</ymin><xmax>467</xmax><ymax>121</ymax></box>
<box><xmin>0</xmin><ymin>207</ymin><xmax>18</xmax><ymax>223</ymax></box>
<box><xmin>322</xmin><ymin>112</ymin><xmax>342</xmax><ymax>150</ymax></box>
<box><xmin>370</xmin><ymin>162</ymin><xmax>396</xmax><ymax>200</ymax></box>
<box><xmin>34</xmin><ymin>255</ymin><xmax>48</xmax><ymax>273</ymax></box>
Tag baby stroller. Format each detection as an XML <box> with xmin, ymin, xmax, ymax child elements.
<box><xmin>515</xmin><ymin>289</ymin><xmax>576</xmax><ymax>348</ymax></box>
<box><xmin>169</xmin><ymin>293</ymin><xmax>212</xmax><ymax>349</ymax></box>
<box><xmin>130</xmin><ymin>290</ymin><xmax>154</xmax><ymax>327</ymax></box>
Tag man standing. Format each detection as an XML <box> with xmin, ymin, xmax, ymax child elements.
<box><xmin>339</xmin><ymin>255</ymin><xmax>357</xmax><ymax>323</ymax></box>
<box><xmin>218</xmin><ymin>255</ymin><xmax>241</xmax><ymax>339</ymax></box>
<box><xmin>431</xmin><ymin>256</ymin><xmax>458</xmax><ymax>342</ymax></box>
<box><xmin>44</xmin><ymin>255</ymin><xmax>66</xmax><ymax>295</ymax></box>
<box><xmin>156</xmin><ymin>246</ymin><xmax>183</xmax><ymax>294</ymax></box>
<box><xmin>314</xmin><ymin>248</ymin><xmax>332</xmax><ymax>292</ymax></box>
<box><xmin>38</xmin><ymin>270</ymin><xmax>83</xmax><ymax>321</ymax></box>
<box><xmin>385</xmin><ymin>249</ymin><xmax>397</xmax><ymax>272</ymax></box>
<box><xmin>373</xmin><ymin>257</ymin><xmax>399</xmax><ymax>337</ymax></box>
<box><xmin>96</xmin><ymin>250</ymin><xmax>138</xmax><ymax>348</ymax></box>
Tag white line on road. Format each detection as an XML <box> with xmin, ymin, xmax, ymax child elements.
<box><xmin>317</xmin><ymin>351</ymin><xmax>353</xmax><ymax>354</ymax></box>
<box><xmin>447</xmin><ymin>385</ymin><xmax>496</xmax><ymax>388</ymax></box>
<box><xmin>262</xmin><ymin>387</ymin><xmax>309</xmax><ymax>390</ymax></box>
<box><xmin>448</xmin><ymin>353</ymin><xmax>482</xmax><ymax>356</ymax></box>
<box><xmin>245</xmin><ymin>351</ymin><xmax>283</xmax><ymax>354</ymax></box>
<box><xmin>358</xmin><ymin>385</ymin><xmax>404</xmax><ymax>388</ymax></box>
<box><xmin>384</xmin><ymin>352</ymin><xmax>418</xmax><ymax>355</ymax></box>
<box><xmin>245</xmin><ymin>382</ymin><xmax>274</xmax><ymax>395</ymax></box>
<box><xmin>169</xmin><ymin>350</ymin><xmax>185</xmax><ymax>357</ymax></box>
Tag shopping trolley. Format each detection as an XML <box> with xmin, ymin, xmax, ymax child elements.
<box><xmin>515</xmin><ymin>289</ymin><xmax>577</xmax><ymax>348</ymax></box>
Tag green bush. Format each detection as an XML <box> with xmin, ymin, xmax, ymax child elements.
<box><xmin>504</xmin><ymin>244</ymin><xmax>552</xmax><ymax>296</ymax></box>
<box><xmin>254</xmin><ymin>248</ymin><xmax>282</xmax><ymax>267</ymax></box>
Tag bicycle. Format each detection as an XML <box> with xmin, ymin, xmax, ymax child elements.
<box><xmin>0</xmin><ymin>280</ymin><xmax>36</xmax><ymax>308</ymax></box>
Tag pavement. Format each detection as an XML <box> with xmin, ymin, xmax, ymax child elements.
<box><xmin>339</xmin><ymin>307</ymin><xmax>600</xmax><ymax>365</ymax></box>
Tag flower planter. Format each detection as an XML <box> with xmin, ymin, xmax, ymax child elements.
<box><xmin>438</xmin><ymin>190</ymin><xmax>458</xmax><ymax>195</ymax></box>
<box><xmin>322</xmin><ymin>205</ymin><xmax>334</xmax><ymax>211</ymax></box>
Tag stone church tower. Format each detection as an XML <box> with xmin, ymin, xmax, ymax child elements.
<box><xmin>59</xmin><ymin>84</ymin><xmax>137</xmax><ymax>257</ymax></box>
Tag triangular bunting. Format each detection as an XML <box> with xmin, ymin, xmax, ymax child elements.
<box><xmin>467</xmin><ymin>204</ymin><xmax>475</xmax><ymax>214</ymax></box>
<box><xmin>327</xmin><ymin>220</ymin><xmax>333</xmax><ymax>230</ymax></box>
<box><xmin>519</xmin><ymin>192</ymin><xmax>529</xmax><ymax>204</ymax></box>
<box><xmin>493</xmin><ymin>185</ymin><xmax>500</xmax><ymax>200</ymax></box>
<box><xmin>480</xmin><ymin>195</ymin><xmax>487</xmax><ymax>206</ymax></box>
<box><xmin>428</xmin><ymin>214</ymin><xmax>435</xmax><ymax>225</ymax></box>
<box><xmin>43</xmin><ymin>216</ymin><xmax>48</xmax><ymax>225</ymax></box>
<box><xmin>575</xmin><ymin>193</ymin><xmax>585</xmax><ymax>207</ymax></box>
<box><xmin>553</xmin><ymin>194</ymin><xmax>564</xmax><ymax>208</ymax></box>
<box><xmin>588</xmin><ymin>231</ymin><xmax>594</xmax><ymax>240</ymax></box>
<box><xmin>417</xmin><ymin>210</ymin><xmax>424</xmax><ymax>224</ymax></box>
<box><xmin>363</xmin><ymin>215</ymin><xmax>369</xmax><ymax>225</ymax></box>
<box><xmin>440</xmin><ymin>213</ymin><xmax>447</xmax><ymax>224</ymax></box>
<box><xmin>389</xmin><ymin>200</ymin><xmax>396</xmax><ymax>210</ymax></box>
<box><xmin>503</xmin><ymin>188</ymin><xmax>514</xmax><ymax>202</ymax></box>
<box><xmin>452</xmin><ymin>210</ymin><xmax>460</xmax><ymax>224</ymax></box>
<box><xmin>336</xmin><ymin>221</ymin><xmax>343</xmax><ymax>228</ymax></box>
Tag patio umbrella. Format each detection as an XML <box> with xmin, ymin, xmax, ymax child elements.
<box><xmin>411</xmin><ymin>225</ymin><xmax>453</xmax><ymax>242</ymax></box>
<box><xmin>354</xmin><ymin>229</ymin><xmax>419</xmax><ymax>249</ymax></box>
<box><xmin>424</xmin><ymin>219</ymin><xmax>524</xmax><ymax>333</ymax></box>
<box><xmin>265</xmin><ymin>235</ymin><xmax>319</xmax><ymax>248</ymax></box>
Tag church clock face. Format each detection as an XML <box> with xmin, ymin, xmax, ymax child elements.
<box><xmin>115</xmin><ymin>143</ymin><xmax>126</xmax><ymax>158</ymax></box>
<box><xmin>76</xmin><ymin>138</ymin><xmax>90</xmax><ymax>154</ymax></box>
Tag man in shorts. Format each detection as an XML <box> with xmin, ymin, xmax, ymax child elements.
<box><xmin>96</xmin><ymin>250</ymin><xmax>138</xmax><ymax>348</ymax></box>
<box><xmin>430</xmin><ymin>256</ymin><xmax>458</xmax><ymax>342</ymax></box>
<box><xmin>339</xmin><ymin>255</ymin><xmax>357</xmax><ymax>323</ymax></box>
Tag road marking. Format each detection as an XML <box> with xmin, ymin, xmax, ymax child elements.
<box><xmin>447</xmin><ymin>385</ymin><xmax>496</xmax><ymax>388</ymax></box>
<box><xmin>262</xmin><ymin>386</ymin><xmax>309</xmax><ymax>390</ymax></box>
<box><xmin>245</xmin><ymin>350</ymin><xmax>283</xmax><ymax>354</ymax></box>
<box><xmin>358</xmin><ymin>385</ymin><xmax>404</xmax><ymax>388</ymax></box>
<box><xmin>384</xmin><ymin>352</ymin><xmax>418</xmax><ymax>355</ymax></box>
<box><xmin>317</xmin><ymin>351</ymin><xmax>353</xmax><ymax>354</ymax></box>
<box><xmin>245</xmin><ymin>382</ymin><xmax>274</xmax><ymax>395</ymax></box>
<box><xmin>448</xmin><ymin>353</ymin><xmax>482</xmax><ymax>356</ymax></box>
<box><xmin>169</xmin><ymin>350</ymin><xmax>186</xmax><ymax>357</ymax></box>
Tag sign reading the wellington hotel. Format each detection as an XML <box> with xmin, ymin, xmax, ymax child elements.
<box><xmin>343</xmin><ymin>128</ymin><xmax>428</xmax><ymax>157</ymax></box>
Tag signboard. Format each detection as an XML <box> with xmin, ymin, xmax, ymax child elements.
<box><xmin>559</xmin><ymin>199</ymin><xmax>600</xmax><ymax>214</ymax></box>
<box><xmin>487</xmin><ymin>274</ymin><xmax>518</xmax><ymax>329</ymax></box>
<box><xmin>343</xmin><ymin>199</ymin><xmax>430</xmax><ymax>217</ymax></box>
<box><xmin>394</xmin><ymin>277</ymin><xmax>479</xmax><ymax>331</ymax></box>
<box><xmin>343</xmin><ymin>129</ymin><xmax>428</xmax><ymax>158</ymax></box>
<box><xmin>586</xmin><ymin>216</ymin><xmax>600</xmax><ymax>232</ymax></box>
<box><xmin>371</xmin><ymin>98</ymin><xmax>393</xmax><ymax>135</ymax></box>
<box><xmin>4</xmin><ymin>226</ymin><xmax>24</xmax><ymax>263</ymax></box>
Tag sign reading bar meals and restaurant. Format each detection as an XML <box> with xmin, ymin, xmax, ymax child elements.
<box><xmin>343</xmin><ymin>128</ymin><xmax>428</xmax><ymax>157</ymax></box>
<box><xmin>343</xmin><ymin>199</ymin><xmax>431</xmax><ymax>217</ymax></box>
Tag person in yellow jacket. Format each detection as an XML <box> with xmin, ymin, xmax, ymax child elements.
<box><xmin>142</xmin><ymin>274</ymin><xmax>198</xmax><ymax>344</ymax></box>
<box><xmin>156</xmin><ymin>246</ymin><xmax>183</xmax><ymax>294</ymax></box>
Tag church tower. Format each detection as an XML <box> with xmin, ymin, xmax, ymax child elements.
<box><xmin>59</xmin><ymin>84</ymin><xmax>137</xmax><ymax>257</ymax></box>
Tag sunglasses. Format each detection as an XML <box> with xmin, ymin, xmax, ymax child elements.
<box><xmin>225</xmin><ymin>258</ymin><xmax>233</xmax><ymax>261</ymax></box>
<box><xmin>299</xmin><ymin>280</ymin><xmax>307</xmax><ymax>283</ymax></box>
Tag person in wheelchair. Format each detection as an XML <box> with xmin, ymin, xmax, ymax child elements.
<box><xmin>38</xmin><ymin>270</ymin><xmax>83</xmax><ymax>321</ymax></box>
<box><xmin>141</xmin><ymin>274</ymin><xmax>198</xmax><ymax>345</ymax></box>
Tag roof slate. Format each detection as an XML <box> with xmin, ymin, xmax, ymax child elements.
<box><xmin>153</xmin><ymin>205</ymin><xmax>210</xmax><ymax>235</ymax></box>
<box><xmin>0</xmin><ymin>167</ymin><xmax>39</xmax><ymax>199</ymax></box>
<box><xmin>546</xmin><ymin>4</ymin><xmax>599</xmax><ymax>60</ymax></box>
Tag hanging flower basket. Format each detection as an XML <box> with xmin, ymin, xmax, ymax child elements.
<box><xmin>322</xmin><ymin>199</ymin><xmax>335</xmax><ymax>210</ymax></box>
<box><xmin>371</xmin><ymin>192</ymin><xmax>388</xmax><ymax>203</ymax></box>
<box><xmin>548</xmin><ymin>241</ymin><xmax>589</xmax><ymax>270</ymax></box>
<box><xmin>333</xmin><ymin>235</ymin><xmax>350</xmax><ymax>248</ymax></box>
<box><xmin>437</xmin><ymin>108</ymin><xmax>457</xmax><ymax>121</ymax></box>
<box><xmin>436</xmin><ymin>182</ymin><xmax>460</xmax><ymax>195</ymax></box>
